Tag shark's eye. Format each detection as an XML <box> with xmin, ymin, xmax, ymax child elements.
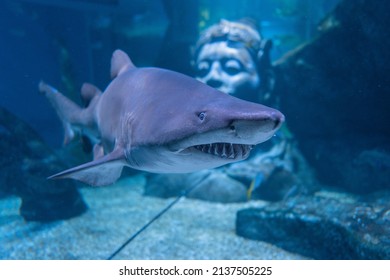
<box><xmin>198</xmin><ymin>112</ymin><xmax>206</xmax><ymax>121</ymax></box>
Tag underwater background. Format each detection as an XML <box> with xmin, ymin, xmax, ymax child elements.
<box><xmin>1</xmin><ymin>0</ymin><xmax>389</xmax><ymax>260</ymax></box>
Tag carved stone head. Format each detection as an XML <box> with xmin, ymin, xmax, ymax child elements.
<box><xmin>193</xmin><ymin>19</ymin><xmax>272</xmax><ymax>103</ymax></box>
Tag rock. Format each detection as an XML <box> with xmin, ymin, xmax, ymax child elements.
<box><xmin>145</xmin><ymin>171</ymin><xmax>209</xmax><ymax>198</ymax></box>
<box><xmin>273</xmin><ymin>0</ymin><xmax>390</xmax><ymax>193</ymax></box>
<box><xmin>254</xmin><ymin>167</ymin><xmax>302</xmax><ymax>201</ymax></box>
<box><xmin>0</xmin><ymin>106</ymin><xmax>87</xmax><ymax>221</ymax></box>
<box><xmin>343</xmin><ymin>149</ymin><xmax>390</xmax><ymax>193</ymax></box>
<box><xmin>236</xmin><ymin>190</ymin><xmax>390</xmax><ymax>259</ymax></box>
<box><xmin>189</xmin><ymin>172</ymin><xmax>247</xmax><ymax>203</ymax></box>
<box><xmin>145</xmin><ymin>170</ymin><xmax>248</xmax><ymax>203</ymax></box>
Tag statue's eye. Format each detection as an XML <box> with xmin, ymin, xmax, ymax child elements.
<box><xmin>223</xmin><ymin>59</ymin><xmax>242</xmax><ymax>76</ymax></box>
<box><xmin>196</xmin><ymin>61</ymin><xmax>210</xmax><ymax>78</ymax></box>
<box><xmin>198</xmin><ymin>112</ymin><xmax>206</xmax><ymax>121</ymax></box>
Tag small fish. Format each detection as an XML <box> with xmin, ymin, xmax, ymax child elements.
<box><xmin>247</xmin><ymin>172</ymin><xmax>265</xmax><ymax>200</ymax></box>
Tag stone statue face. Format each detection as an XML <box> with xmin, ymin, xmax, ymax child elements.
<box><xmin>195</xmin><ymin>41</ymin><xmax>260</xmax><ymax>101</ymax></box>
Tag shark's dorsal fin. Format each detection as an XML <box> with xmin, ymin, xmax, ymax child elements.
<box><xmin>49</xmin><ymin>148</ymin><xmax>126</xmax><ymax>186</ymax></box>
<box><xmin>110</xmin><ymin>49</ymin><xmax>135</xmax><ymax>79</ymax></box>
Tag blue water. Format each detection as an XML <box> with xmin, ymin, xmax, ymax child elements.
<box><xmin>0</xmin><ymin>0</ymin><xmax>339</xmax><ymax>147</ymax></box>
<box><xmin>1</xmin><ymin>0</ymin><xmax>389</xmax><ymax>260</ymax></box>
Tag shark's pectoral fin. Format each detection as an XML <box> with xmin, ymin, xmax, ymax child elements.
<box><xmin>49</xmin><ymin>148</ymin><xmax>126</xmax><ymax>186</ymax></box>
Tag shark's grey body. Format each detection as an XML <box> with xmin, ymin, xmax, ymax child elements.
<box><xmin>39</xmin><ymin>50</ymin><xmax>284</xmax><ymax>186</ymax></box>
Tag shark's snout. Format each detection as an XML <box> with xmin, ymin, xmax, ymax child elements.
<box><xmin>270</xmin><ymin>110</ymin><xmax>285</xmax><ymax>130</ymax></box>
<box><xmin>217</xmin><ymin>95</ymin><xmax>284</xmax><ymax>135</ymax></box>
<box><xmin>273</xmin><ymin>108</ymin><xmax>285</xmax><ymax>123</ymax></box>
<box><xmin>231</xmin><ymin>107</ymin><xmax>285</xmax><ymax>136</ymax></box>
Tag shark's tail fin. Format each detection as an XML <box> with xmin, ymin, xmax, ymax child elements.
<box><xmin>39</xmin><ymin>81</ymin><xmax>99</xmax><ymax>145</ymax></box>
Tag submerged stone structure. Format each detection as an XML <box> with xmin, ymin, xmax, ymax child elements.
<box><xmin>236</xmin><ymin>0</ymin><xmax>390</xmax><ymax>259</ymax></box>
<box><xmin>273</xmin><ymin>0</ymin><xmax>390</xmax><ymax>193</ymax></box>
<box><xmin>236</xmin><ymin>191</ymin><xmax>390</xmax><ymax>259</ymax></box>
<box><xmin>0</xmin><ymin>107</ymin><xmax>86</xmax><ymax>221</ymax></box>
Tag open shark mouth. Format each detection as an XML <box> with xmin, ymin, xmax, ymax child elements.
<box><xmin>191</xmin><ymin>143</ymin><xmax>254</xmax><ymax>159</ymax></box>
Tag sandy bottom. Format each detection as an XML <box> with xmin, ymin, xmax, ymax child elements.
<box><xmin>0</xmin><ymin>175</ymin><xmax>306</xmax><ymax>260</ymax></box>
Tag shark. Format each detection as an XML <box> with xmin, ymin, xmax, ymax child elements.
<box><xmin>39</xmin><ymin>49</ymin><xmax>284</xmax><ymax>186</ymax></box>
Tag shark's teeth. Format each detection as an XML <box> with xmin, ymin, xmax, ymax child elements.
<box><xmin>221</xmin><ymin>144</ymin><xmax>227</xmax><ymax>158</ymax></box>
<box><xmin>228</xmin><ymin>143</ymin><xmax>234</xmax><ymax>159</ymax></box>
<box><xmin>193</xmin><ymin>143</ymin><xmax>254</xmax><ymax>159</ymax></box>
